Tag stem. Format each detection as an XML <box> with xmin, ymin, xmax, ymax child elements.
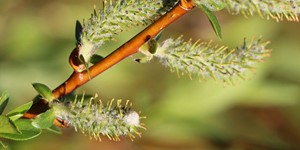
<box><xmin>23</xmin><ymin>0</ymin><xmax>195</xmax><ymax>125</ymax></box>
<box><xmin>53</xmin><ymin>0</ymin><xmax>194</xmax><ymax>98</ymax></box>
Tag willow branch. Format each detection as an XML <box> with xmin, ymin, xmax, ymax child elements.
<box><xmin>53</xmin><ymin>0</ymin><xmax>195</xmax><ymax>98</ymax></box>
<box><xmin>23</xmin><ymin>0</ymin><xmax>195</xmax><ymax>125</ymax></box>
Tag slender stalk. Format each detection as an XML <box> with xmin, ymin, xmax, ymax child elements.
<box><xmin>23</xmin><ymin>0</ymin><xmax>195</xmax><ymax>125</ymax></box>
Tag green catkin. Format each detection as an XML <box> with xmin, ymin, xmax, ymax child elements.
<box><xmin>196</xmin><ymin>0</ymin><xmax>300</xmax><ymax>21</ymax></box>
<box><xmin>53</xmin><ymin>96</ymin><xmax>144</xmax><ymax>141</ymax></box>
<box><xmin>79</xmin><ymin>0</ymin><xmax>178</xmax><ymax>62</ymax></box>
<box><xmin>154</xmin><ymin>36</ymin><xmax>271</xmax><ymax>84</ymax></box>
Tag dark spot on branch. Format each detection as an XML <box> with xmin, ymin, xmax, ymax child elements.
<box><xmin>145</xmin><ymin>35</ymin><xmax>151</xmax><ymax>42</ymax></box>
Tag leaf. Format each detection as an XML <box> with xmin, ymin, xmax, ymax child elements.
<box><xmin>90</xmin><ymin>54</ymin><xmax>104</xmax><ymax>65</ymax></box>
<box><xmin>32</xmin><ymin>109</ymin><xmax>55</xmax><ymax>129</ymax></box>
<box><xmin>75</xmin><ymin>20</ymin><xmax>83</xmax><ymax>45</ymax></box>
<box><xmin>6</xmin><ymin>101</ymin><xmax>33</xmax><ymax>121</ymax></box>
<box><xmin>198</xmin><ymin>4</ymin><xmax>222</xmax><ymax>39</ymax></box>
<box><xmin>0</xmin><ymin>92</ymin><xmax>9</xmax><ymax>115</ymax></box>
<box><xmin>0</xmin><ymin>119</ymin><xmax>41</xmax><ymax>141</ymax></box>
<box><xmin>32</xmin><ymin>83</ymin><xmax>54</xmax><ymax>102</ymax></box>
<box><xmin>148</xmin><ymin>39</ymin><xmax>159</xmax><ymax>54</ymax></box>
<box><xmin>47</xmin><ymin>125</ymin><xmax>62</xmax><ymax>134</ymax></box>
<box><xmin>79</xmin><ymin>55</ymin><xmax>91</xmax><ymax>79</ymax></box>
<box><xmin>0</xmin><ymin>115</ymin><xmax>19</xmax><ymax>134</ymax></box>
<box><xmin>0</xmin><ymin>140</ymin><xmax>8</xmax><ymax>148</ymax></box>
<box><xmin>8</xmin><ymin>114</ymin><xmax>24</xmax><ymax>122</ymax></box>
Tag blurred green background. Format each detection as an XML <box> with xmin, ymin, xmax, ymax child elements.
<box><xmin>1</xmin><ymin>0</ymin><xmax>300</xmax><ymax>149</ymax></box>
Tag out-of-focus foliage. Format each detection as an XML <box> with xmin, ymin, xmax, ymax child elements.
<box><xmin>0</xmin><ymin>0</ymin><xmax>300</xmax><ymax>149</ymax></box>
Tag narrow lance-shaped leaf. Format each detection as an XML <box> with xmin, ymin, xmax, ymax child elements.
<box><xmin>6</xmin><ymin>101</ymin><xmax>33</xmax><ymax>121</ymax></box>
<box><xmin>79</xmin><ymin>55</ymin><xmax>91</xmax><ymax>79</ymax></box>
<box><xmin>153</xmin><ymin>36</ymin><xmax>271</xmax><ymax>84</ymax></box>
<box><xmin>198</xmin><ymin>4</ymin><xmax>222</xmax><ymax>39</ymax></box>
<box><xmin>75</xmin><ymin>20</ymin><xmax>83</xmax><ymax>45</ymax></box>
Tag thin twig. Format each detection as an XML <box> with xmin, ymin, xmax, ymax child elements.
<box><xmin>23</xmin><ymin>0</ymin><xmax>195</xmax><ymax>126</ymax></box>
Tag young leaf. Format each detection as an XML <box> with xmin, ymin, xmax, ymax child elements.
<box><xmin>0</xmin><ymin>140</ymin><xmax>8</xmax><ymax>148</ymax></box>
<box><xmin>0</xmin><ymin>92</ymin><xmax>9</xmax><ymax>115</ymax></box>
<box><xmin>90</xmin><ymin>54</ymin><xmax>104</xmax><ymax>65</ymax></box>
<box><xmin>6</xmin><ymin>101</ymin><xmax>33</xmax><ymax>121</ymax></box>
<box><xmin>79</xmin><ymin>55</ymin><xmax>91</xmax><ymax>79</ymax></box>
<box><xmin>198</xmin><ymin>4</ymin><xmax>222</xmax><ymax>39</ymax></box>
<box><xmin>75</xmin><ymin>20</ymin><xmax>83</xmax><ymax>45</ymax></box>
<box><xmin>32</xmin><ymin>109</ymin><xmax>55</xmax><ymax>129</ymax></box>
<box><xmin>136</xmin><ymin>37</ymin><xmax>160</xmax><ymax>63</ymax></box>
<box><xmin>0</xmin><ymin>119</ymin><xmax>41</xmax><ymax>141</ymax></box>
<box><xmin>47</xmin><ymin>125</ymin><xmax>62</xmax><ymax>134</ymax></box>
<box><xmin>0</xmin><ymin>115</ymin><xmax>19</xmax><ymax>134</ymax></box>
<box><xmin>32</xmin><ymin>83</ymin><xmax>54</xmax><ymax>101</ymax></box>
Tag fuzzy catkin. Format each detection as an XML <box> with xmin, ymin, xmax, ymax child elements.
<box><xmin>154</xmin><ymin>36</ymin><xmax>271</xmax><ymax>83</ymax></box>
<box><xmin>196</xmin><ymin>0</ymin><xmax>300</xmax><ymax>21</ymax></box>
<box><xmin>79</xmin><ymin>0</ymin><xmax>178</xmax><ymax>62</ymax></box>
<box><xmin>53</xmin><ymin>98</ymin><xmax>143</xmax><ymax>141</ymax></box>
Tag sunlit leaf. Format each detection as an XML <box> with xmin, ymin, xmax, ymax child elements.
<box><xmin>0</xmin><ymin>115</ymin><xmax>19</xmax><ymax>134</ymax></box>
<box><xmin>0</xmin><ymin>119</ymin><xmax>41</xmax><ymax>141</ymax></box>
<box><xmin>6</xmin><ymin>101</ymin><xmax>33</xmax><ymax>121</ymax></box>
<box><xmin>32</xmin><ymin>83</ymin><xmax>54</xmax><ymax>101</ymax></box>
<box><xmin>32</xmin><ymin>109</ymin><xmax>55</xmax><ymax>129</ymax></box>
<box><xmin>8</xmin><ymin>114</ymin><xmax>23</xmax><ymax>122</ymax></box>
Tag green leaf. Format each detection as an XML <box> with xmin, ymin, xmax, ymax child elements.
<box><xmin>6</xmin><ymin>101</ymin><xmax>33</xmax><ymax>121</ymax></box>
<box><xmin>0</xmin><ymin>119</ymin><xmax>41</xmax><ymax>141</ymax></box>
<box><xmin>32</xmin><ymin>83</ymin><xmax>54</xmax><ymax>101</ymax></box>
<box><xmin>0</xmin><ymin>141</ymin><xmax>7</xmax><ymax>148</ymax></box>
<box><xmin>198</xmin><ymin>4</ymin><xmax>222</xmax><ymax>39</ymax></box>
<box><xmin>47</xmin><ymin>125</ymin><xmax>62</xmax><ymax>134</ymax></box>
<box><xmin>90</xmin><ymin>54</ymin><xmax>104</xmax><ymax>65</ymax></box>
<box><xmin>75</xmin><ymin>20</ymin><xmax>83</xmax><ymax>45</ymax></box>
<box><xmin>8</xmin><ymin>114</ymin><xmax>23</xmax><ymax>122</ymax></box>
<box><xmin>32</xmin><ymin>109</ymin><xmax>55</xmax><ymax>129</ymax></box>
<box><xmin>79</xmin><ymin>55</ymin><xmax>91</xmax><ymax>79</ymax></box>
<box><xmin>0</xmin><ymin>92</ymin><xmax>9</xmax><ymax>115</ymax></box>
<box><xmin>0</xmin><ymin>140</ymin><xmax>8</xmax><ymax>148</ymax></box>
<box><xmin>0</xmin><ymin>115</ymin><xmax>19</xmax><ymax>134</ymax></box>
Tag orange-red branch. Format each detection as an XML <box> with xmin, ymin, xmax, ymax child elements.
<box><xmin>52</xmin><ymin>1</ymin><xmax>195</xmax><ymax>99</ymax></box>
<box><xmin>24</xmin><ymin>0</ymin><xmax>195</xmax><ymax>124</ymax></box>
